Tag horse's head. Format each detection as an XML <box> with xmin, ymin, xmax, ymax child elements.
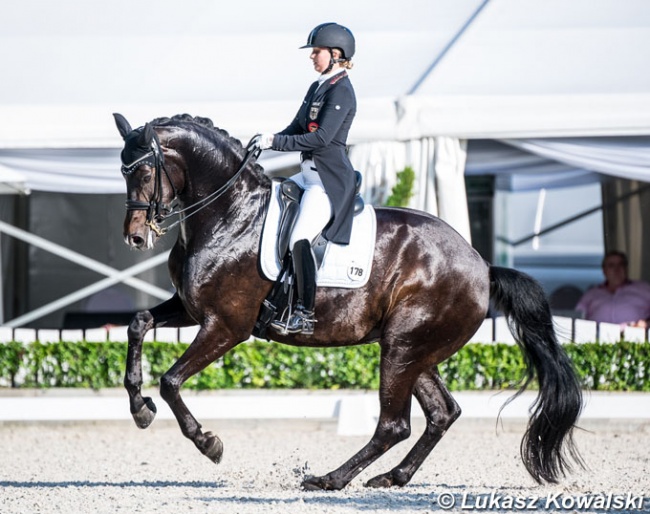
<box><xmin>114</xmin><ymin>113</ymin><xmax>179</xmax><ymax>249</ymax></box>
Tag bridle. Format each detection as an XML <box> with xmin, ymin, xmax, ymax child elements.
<box><xmin>121</xmin><ymin>130</ymin><xmax>261</xmax><ymax>236</ymax></box>
<box><xmin>122</xmin><ymin>131</ymin><xmax>174</xmax><ymax>235</ymax></box>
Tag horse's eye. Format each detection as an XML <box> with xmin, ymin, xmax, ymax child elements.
<box><xmin>143</xmin><ymin>174</ymin><xmax>153</xmax><ymax>184</ymax></box>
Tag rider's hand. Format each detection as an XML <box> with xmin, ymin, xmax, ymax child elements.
<box><xmin>249</xmin><ymin>133</ymin><xmax>274</xmax><ymax>152</ymax></box>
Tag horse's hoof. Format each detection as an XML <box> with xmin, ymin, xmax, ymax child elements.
<box><xmin>365</xmin><ymin>474</ymin><xmax>394</xmax><ymax>488</ymax></box>
<box><xmin>201</xmin><ymin>431</ymin><xmax>224</xmax><ymax>464</ymax></box>
<box><xmin>301</xmin><ymin>474</ymin><xmax>345</xmax><ymax>491</ymax></box>
<box><xmin>132</xmin><ymin>397</ymin><xmax>157</xmax><ymax>429</ymax></box>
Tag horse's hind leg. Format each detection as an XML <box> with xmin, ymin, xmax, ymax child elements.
<box><xmin>125</xmin><ymin>293</ymin><xmax>195</xmax><ymax>429</ymax></box>
<box><xmin>365</xmin><ymin>368</ymin><xmax>460</xmax><ymax>488</ymax></box>
<box><xmin>302</xmin><ymin>343</ymin><xmax>419</xmax><ymax>491</ymax></box>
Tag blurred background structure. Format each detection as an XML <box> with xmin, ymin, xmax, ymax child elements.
<box><xmin>1</xmin><ymin>0</ymin><xmax>649</xmax><ymax>328</ymax></box>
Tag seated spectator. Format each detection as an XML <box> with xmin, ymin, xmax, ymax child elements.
<box><xmin>576</xmin><ymin>250</ymin><xmax>650</xmax><ymax>327</ymax></box>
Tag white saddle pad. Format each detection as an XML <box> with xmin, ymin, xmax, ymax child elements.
<box><xmin>260</xmin><ymin>180</ymin><xmax>376</xmax><ymax>288</ymax></box>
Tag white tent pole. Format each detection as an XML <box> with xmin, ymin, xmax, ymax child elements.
<box><xmin>406</xmin><ymin>0</ymin><xmax>491</xmax><ymax>95</ymax></box>
<box><xmin>0</xmin><ymin>220</ymin><xmax>170</xmax><ymax>300</ymax></box>
<box><xmin>3</xmin><ymin>251</ymin><xmax>170</xmax><ymax>328</ymax></box>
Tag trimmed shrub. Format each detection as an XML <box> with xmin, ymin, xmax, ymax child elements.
<box><xmin>0</xmin><ymin>340</ymin><xmax>648</xmax><ymax>391</ymax></box>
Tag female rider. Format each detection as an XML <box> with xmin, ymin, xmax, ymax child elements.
<box><xmin>251</xmin><ymin>22</ymin><xmax>357</xmax><ymax>335</ymax></box>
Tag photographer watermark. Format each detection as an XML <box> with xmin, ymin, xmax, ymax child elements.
<box><xmin>435</xmin><ymin>491</ymin><xmax>647</xmax><ymax>511</ymax></box>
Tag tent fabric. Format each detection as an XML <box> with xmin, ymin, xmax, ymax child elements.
<box><xmin>467</xmin><ymin>136</ymin><xmax>650</xmax><ymax>192</ymax></box>
<box><xmin>0</xmin><ymin>0</ymin><xmax>648</xmax><ymax>191</ymax></box>
<box><xmin>0</xmin><ymin>149</ymin><xmax>300</xmax><ymax>194</ymax></box>
<box><xmin>0</xmin><ymin>164</ymin><xmax>28</xmax><ymax>195</ymax></box>
<box><xmin>501</xmin><ymin>137</ymin><xmax>650</xmax><ymax>183</ymax></box>
<box><xmin>465</xmin><ymin>140</ymin><xmax>601</xmax><ymax>191</ymax></box>
<box><xmin>2</xmin><ymin>0</ymin><xmax>649</xmax><ymax>148</ymax></box>
<box><xmin>0</xmin><ymin>0</ymin><xmax>484</xmax><ymax>148</ymax></box>
<box><xmin>348</xmin><ymin>137</ymin><xmax>471</xmax><ymax>242</ymax></box>
<box><xmin>4</xmin><ymin>137</ymin><xmax>638</xmax><ymax>196</ymax></box>
<box><xmin>396</xmin><ymin>0</ymin><xmax>650</xmax><ymax>139</ymax></box>
<box><xmin>0</xmin><ymin>1</ymin><xmax>648</xmax><ymax>210</ymax></box>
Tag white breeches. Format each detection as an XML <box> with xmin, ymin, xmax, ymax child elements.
<box><xmin>289</xmin><ymin>159</ymin><xmax>333</xmax><ymax>247</ymax></box>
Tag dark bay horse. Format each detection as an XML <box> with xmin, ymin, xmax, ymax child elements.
<box><xmin>113</xmin><ymin>113</ymin><xmax>583</xmax><ymax>490</ymax></box>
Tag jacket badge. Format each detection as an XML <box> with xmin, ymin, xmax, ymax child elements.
<box><xmin>308</xmin><ymin>122</ymin><xmax>319</xmax><ymax>132</ymax></box>
<box><xmin>309</xmin><ymin>102</ymin><xmax>322</xmax><ymax>120</ymax></box>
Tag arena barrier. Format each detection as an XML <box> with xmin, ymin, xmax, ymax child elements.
<box><xmin>0</xmin><ymin>316</ymin><xmax>647</xmax><ymax>344</ymax></box>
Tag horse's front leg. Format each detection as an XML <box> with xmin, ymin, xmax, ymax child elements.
<box><xmin>158</xmin><ymin>324</ymin><xmax>240</xmax><ymax>464</ymax></box>
<box><xmin>125</xmin><ymin>293</ymin><xmax>195</xmax><ymax>429</ymax></box>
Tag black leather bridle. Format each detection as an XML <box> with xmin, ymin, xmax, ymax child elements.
<box><xmin>121</xmin><ymin>132</ymin><xmax>261</xmax><ymax>236</ymax></box>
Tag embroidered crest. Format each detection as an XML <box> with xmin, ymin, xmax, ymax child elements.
<box><xmin>309</xmin><ymin>101</ymin><xmax>322</xmax><ymax>120</ymax></box>
<box><xmin>308</xmin><ymin>122</ymin><xmax>319</xmax><ymax>132</ymax></box>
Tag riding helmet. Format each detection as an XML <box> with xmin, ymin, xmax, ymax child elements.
<box><xmin>300</xmin><ymin>23</ymin><xmax>355</xmax><ymax>59</ymax></box>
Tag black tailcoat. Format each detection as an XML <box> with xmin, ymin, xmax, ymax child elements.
<box><xmin>272</xmin><ymin>72</ymin><xmax>357</xmax><ymax>245</ymax></box>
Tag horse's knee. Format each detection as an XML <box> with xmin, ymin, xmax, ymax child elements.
<box><xmin>128</xmin><ymin>310</ymin><xmax>154</xmax><ymax>340</ymax></box>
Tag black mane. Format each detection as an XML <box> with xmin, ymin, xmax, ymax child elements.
<box><xmin>151</xmin><ymin>114</ymin><xmax>265</xmax><ymax>175</ymax></box>
<box><xmin>152</xmin><ymin>114</ymin><xmax>245</xmax><ymax>152</ymax></box>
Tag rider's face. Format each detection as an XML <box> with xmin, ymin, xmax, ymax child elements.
<box><xmin>310</xmin><ymin>47</ymin><xmax>332</xmax><ymax>73</ymax></box>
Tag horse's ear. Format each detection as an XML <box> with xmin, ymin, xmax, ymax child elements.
<box><xmin>113</xmin><ymin>113</ymin><xmax>132</xmax><ymax>139</ymax></box>
<box><xmin>139</xmin><ymin>123</ymin><xmax>155</xmax><ymax>146</ymax></box>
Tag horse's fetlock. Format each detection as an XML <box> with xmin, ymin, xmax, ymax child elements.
<box><xmin>391</xmin><ymin>469</ymin><xmax>410</xmax><ymax>487</ymax></box>
<box><xmin>123</xmin><ymin>373</ymin><xmax>141</xmax><ymax>393</ymax></box>
<box><xmin>128</xmin><ymin>311</ymin><xmax>154</xmax><ymax>339</ymax></box>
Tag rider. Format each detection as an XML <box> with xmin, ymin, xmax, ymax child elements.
<box><xmin>250</xmin><ymin>22</ymin><xmax>358</xmax><ymax>335</ymax></box>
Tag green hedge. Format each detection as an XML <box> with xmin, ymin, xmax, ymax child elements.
<box><xmin>0</xmin><ymin>340</ymin><xmax>648</xmax><ymax>391</ymax></box>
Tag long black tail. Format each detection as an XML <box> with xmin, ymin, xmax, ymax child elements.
<box><xmin>490</xmin><ymin>266</ymin><xmax>584</xmax><ymax>483</ymax></box>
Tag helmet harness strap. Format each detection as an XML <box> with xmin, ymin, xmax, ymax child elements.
<box><xmin>321</xmin><ymin>48</ymin><xmax>345</xmax><ymax>75</ymax></box>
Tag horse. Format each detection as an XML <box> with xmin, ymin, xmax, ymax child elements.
<box><xmin>113</xmin><ymin>113</ymin><xmax>584</xmax><ymax>490</ymax></box>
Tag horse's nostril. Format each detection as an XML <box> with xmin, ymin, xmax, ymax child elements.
<box><xmin>131</xmin><ymin>235</ymin><xmax>145</xmax><ymax>248</ymax></box>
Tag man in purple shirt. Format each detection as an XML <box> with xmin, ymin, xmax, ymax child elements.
<box><xmin>576</xmin><ymin>250</ymin><xmax>650</xmax><ymax>327</ymax></box>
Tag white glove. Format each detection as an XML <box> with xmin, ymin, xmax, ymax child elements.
<box><xmin>249</xmin><ymin>133</ymin><xmax>274</xmax><ymax>152</ymax></box>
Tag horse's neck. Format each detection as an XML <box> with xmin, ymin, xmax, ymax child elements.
<box><xmin>177</xmin><ymin>173</ymin><xmax>270</xmax><ymax>252</ymax></box>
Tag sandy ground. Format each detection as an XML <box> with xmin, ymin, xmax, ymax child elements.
<box><xmin>1</xmin><ymin>416</ymin><xmax>648</xmax><ymax>514</ymax></box>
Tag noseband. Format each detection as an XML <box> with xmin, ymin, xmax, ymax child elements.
<box><xmin>121</xmin><ymin>131</ymin><xmax>261</xmax><ymax>236</ymax></box>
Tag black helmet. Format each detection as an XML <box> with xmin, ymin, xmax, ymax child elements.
<box><xmin>300</xmin><ymin>23</ymin><xmax>355</xmax><ymax>60</ymax></box>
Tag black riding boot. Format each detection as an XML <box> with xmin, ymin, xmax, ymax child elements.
<box><xmin>272</xmin><ymin>239</ymin><xmax>316</xmax><ymax>335</ymax></box>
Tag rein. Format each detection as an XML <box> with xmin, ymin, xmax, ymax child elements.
<box><xmin>123</xmin><ymin>134</ymin><xmax>262</xmax><ymax>235</ymax></box>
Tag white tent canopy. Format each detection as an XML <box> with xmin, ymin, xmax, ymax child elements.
<box><xmin>0</xmin><ymin>164</ymin><xmax>28</xmax><ymax>195</ymax></box>
<box><xmin>395</xmin><ymin>0</ymin><xmax>650</xmax><ymax>139</ymax></box>
<box><xmin>1</xmin><ymin>0</ymin><xmax>649</xmax><ymax>187</ymax></box>
<box><xmin>0</xmin><ymin>0</ymin><xmax>484</xmax><ymax>148</ymax></box>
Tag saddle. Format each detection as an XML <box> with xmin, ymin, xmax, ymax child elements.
<box><xmin>276</xmin><ymin>171</ymin><xmax>365</xmax><ymax>268</ymax></box>
<box><xmin>253</xmin><ymin>172</ymin><xmax>365</xmax><ymax>339</ymax></box>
